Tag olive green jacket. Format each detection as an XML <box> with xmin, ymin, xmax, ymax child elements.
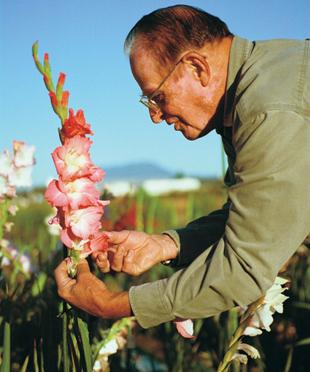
<box><xmin>129</xmin><ymin>36</ymin><xmax>310</xmax><ymax>328</ymax></box>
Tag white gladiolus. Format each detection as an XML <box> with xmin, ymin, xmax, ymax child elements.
<box><xmin>238</xmin><ymin>342</ymin><xmax>260</xmax><ymax>359</ymax></box>
<box><xmin>0</xmin><ymin>175</ymin><xmax>8</xmax><ymax>197</ymax></box>
<box><xmin>9</xmin><ymin>166</ymin><xmax>33</xmax><ymax>187</ymax></box>
<box><xmin>244</xmin><ymin>277</ymin><xmax>289</xmax><ymax>335</ymax></box>
<box><xmin>0</xmin><ymin>150</ymin><xmax>13</xmax><ymax>177</ymax></box>
<box><xmin>13</xmin><ymin>141</ymin><xmax>35</xmax><ymax>167</ymax></box>
<box><xmin>218</xmin><ymin>277</ymin><xmax>289</xmax><ymax>372</ymax></box>
<box><xmin>0</xmin><ymin>141</ymin><xmax>35</xmax><ymax>194</ymax></box>
<box><xmin>0</xmin><ymin>240</ymin><xmax>32</xmax><ymax>274</ymax></box>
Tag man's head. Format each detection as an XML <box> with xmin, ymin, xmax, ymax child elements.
<box><xmin>125</xmin><ymin>5</ymin><xmax>233</xmax><ymax>140</ymax></box>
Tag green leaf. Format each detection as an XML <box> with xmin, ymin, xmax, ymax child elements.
<box><xmin>292</xmin><ymin>301</ymin><xmax>310</xmax><ymax>311</ymax></box>
<box><xmin>20</xmin><ymin>355</ymin><xmax>29</xmax><ymax>372</ymax></box>
<box><xmin>31</xmin><ymin>273</ymin><xmax>47</xmax><ymax>297</ymax></box>
<box><xmin>0</xmin><ymin>321</ymin><xmax>11</xmax><ymax>372</ymax></box>
<box><xmin>295</xmin><ymin>337</ymin><xmax>310</xmax><ymax>347</ymax></box>
<box><xmin>76</xmin><ymin>316</ymin><xmax>92</xmax><ymax>372</ymax></box>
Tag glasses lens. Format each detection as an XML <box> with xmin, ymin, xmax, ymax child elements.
<box><xmin>140</xmin><ymin>96</ymin><xmax>159</xmax><ymax>111</ymax></box>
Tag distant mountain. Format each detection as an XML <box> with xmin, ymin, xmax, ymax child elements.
<box><xmin>103</xmin><ymin>162</ymin><xmax>175</xmax><ymax>182</ymax></box>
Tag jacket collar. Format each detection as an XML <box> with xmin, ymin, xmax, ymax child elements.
<box><xmin>218</xmin><ymin>36</ymin><xmax>254</xmax><ymax>131</ymax></box>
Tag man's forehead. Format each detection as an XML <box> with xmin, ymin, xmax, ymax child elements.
<box><xmin>130</xmin><ymin>49</ymin><xmax>167</xmax><ymax>94</ymax></box>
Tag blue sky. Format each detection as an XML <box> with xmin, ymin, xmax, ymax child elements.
<box><xmin>1</xmin><ymin>0</ymin><xmax>309</xmax><ymax>186</ymax></box>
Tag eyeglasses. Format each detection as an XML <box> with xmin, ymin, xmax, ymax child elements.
<box><xmin>139</xmin><ymin>58</ymin><xmax>184</xmax><ymax>112</ymax></box>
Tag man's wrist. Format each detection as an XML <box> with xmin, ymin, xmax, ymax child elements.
<box><xmin>96</xmin><ymin>289</ymin><xmax>132</xmax><ymax>319</ymax></box>
<box><xmin>160</xmin><ymin>233</ymin><xmax>179</xmax><ymax>263</ymax></box>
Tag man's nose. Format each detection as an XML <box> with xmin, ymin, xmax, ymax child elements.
<box><xmin>149</xmin><ymin>108</ymin><xmax>164</xmax><ymax>124</ymax></box>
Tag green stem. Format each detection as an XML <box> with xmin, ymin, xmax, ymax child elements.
<box><xmin>0</xmin><ymin>321</ymin><xmax>11</xmax><ymax>372</ymax></box>
<box><xmin>62</xmin><ymin>308</ymin><xmax>70</xmax><ymax>372</ymax></box>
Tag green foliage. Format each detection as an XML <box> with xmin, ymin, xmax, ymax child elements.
<box><xmin>0</xmin><ymin>184</ymin><xmax>310</xmax><ymax>371</ymax></box>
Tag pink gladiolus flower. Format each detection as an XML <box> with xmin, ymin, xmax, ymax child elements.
<box><xmin>52</xmin><ymin>136</ymin><xmax>97</xmax><ymax>181</ymax></box>
<box><xmin>45</xmin><ymin>177</ymin><xmax>102</xmax><ymax>210</ymax></box>
<box><xmin>61</xmin><ymin>109</ymin><xmax>93</xmax><ymax>139</ymax></box>
<box><xmin>45</xmin><ymin>179</ymin><xmax>68</xmax><ymax>208</ymax></box>
<box><xmin>65</xmin><ymin>205</ymin><xmax>104</xmax><ymax>240</ymax></box>
<box><xmin>88</xmin><ymin>165</ymin><xmax>105</xmax><ymax>182</ymax></box>
<box><xmin>60</xmin><ymin>228</ymin><xmax>80</xmax><ymax>248</ymax></box>
<box><xmin>34</xmin><ymin>46</ymin><xmax>108</xmax><ymax>276</ymax></box>
<box><xmin>88</xmin><ymin>231</ymin><xmax>109</xmax><ymax>254</ymax></box>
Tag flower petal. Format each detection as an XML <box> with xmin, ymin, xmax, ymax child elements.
<box><xmin>175</xmin><ymin>319</ymin><xmax>195</xmax><ymax>339</ymax></box>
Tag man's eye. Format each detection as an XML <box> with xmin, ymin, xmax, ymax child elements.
<box><xmin>152</xmin><ymin>94</ymin><xmax>165</xmax><ymax>105</ymax></box>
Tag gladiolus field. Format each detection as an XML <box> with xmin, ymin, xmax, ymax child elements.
<box><xmin>1</xmin><ymin>182</ymin><xmax>310</xmax><ymax>371</ymax></box>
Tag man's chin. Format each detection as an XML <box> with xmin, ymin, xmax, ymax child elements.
<box><xmin>181</xmin><ymin>129</ymin><xmax>199</xmax><ymax>141</ymax></box>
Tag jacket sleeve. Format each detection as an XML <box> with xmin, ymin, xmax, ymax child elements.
<box><xmin>129</xmin><ymin>110</ymin><xmax>310</xmax><ymax>328</ymax></box>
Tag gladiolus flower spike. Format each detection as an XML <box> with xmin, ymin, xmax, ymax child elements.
<box><xmin>32</xmin><ymin>41</ymin><xmax>68</xmax><ymax>128</ymax></box>
<box><xmin>33</xmin><ymin>41</ymin><xmax>109</xmax><ymax>277</ymax></box>
<box><xmin>217</xmin><ymin>277</ymin><xmax>289</xmax><ymax>372</ymax></box>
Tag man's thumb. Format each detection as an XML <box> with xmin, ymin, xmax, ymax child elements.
<box><xmin>76</xmin><ymin>259</ymin><xmax>90</xmax><ymax>276</ymax></box>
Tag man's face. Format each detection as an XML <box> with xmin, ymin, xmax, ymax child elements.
<box><xmin>130</xmin><ymin>47</ymin><xmax>219</xmax><ymax>141</ymax></box>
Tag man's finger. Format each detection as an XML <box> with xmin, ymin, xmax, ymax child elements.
<box><xmin>111</xmin><ymin>245</ymin><xmax>126</xmax><ymax>271</ymax></box>
<box><xmin>122</xmin><ymin>250</ymin><xmax>135</xmax><ymax>275</ymax></box>
<box><xmin>54</xmin><ymin>259</ymin><xmax>76</xmax><ymax>296</ymax></box>
<box><xmin>76</xmin><ymin>259</ymin><xmax>91</xmax><ymax>277</ymax></box>
<box><xmin>95</xmin><ymin>252</ymin><xmax>110</xmax><ymax>273</ymax></box>
<box><xmin>106</xmin><ymin>230</ymin><xmax>130</xmax><ymax>246</ymax></box>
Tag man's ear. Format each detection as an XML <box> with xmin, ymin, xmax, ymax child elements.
<box><xmin>182</xmin><ymin>52</ymin><xmax>210</xmax><ymax>87</ymax></box>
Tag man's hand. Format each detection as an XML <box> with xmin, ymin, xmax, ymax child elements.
<box><xmin>54</xmin><ymin>259</ymin><xmax>132</xmax><ymax>318</ymax></box>
<box><xmin>92</xmin><ymin>231</ymin><xmax>178</xmax><ymax>276</ymax></box>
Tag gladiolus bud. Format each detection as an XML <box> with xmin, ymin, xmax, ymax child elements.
<box><xmin>49</xmin><ymin>91</ymin><xmax>58</xmax><ymax>108</ymax></box>
<box><xmin>61</xmin><ymin>91</ymin><xmax>69</xmax><ymax>107</ymax></box>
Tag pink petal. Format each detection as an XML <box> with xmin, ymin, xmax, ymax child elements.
<box><xmin>175</xmin><ymin>319</ymin><xmax>195</xmax><ymax>339</ymax></box>
<box><xmin>45</xmin><ymin>179</ymin><xmax>69</xmax><ymax>208</ymax></box>
<box><xmin>89</xmin><ymin>232</ymin><xmax>109</xmax><ymax>253</ymax></box>
<box><xmin>88</xmin><ymin>166</ymin><xmax>105</xmax><ymax>182</ymax></box>
<box><xmin>68</xmin><ymin>206</ymin><xmax>103</xmax><ymax>239</ymax></box>
<box><xmin>61</xmin><ymin>228</ymin><xmax>79</xmax><ymax>248</ymax></box>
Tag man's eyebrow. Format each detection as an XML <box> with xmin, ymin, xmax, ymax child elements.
<box><xmin>141</xmin><ymin>88</ymin><xmax>154</xmax><ymax>97</ymax></box>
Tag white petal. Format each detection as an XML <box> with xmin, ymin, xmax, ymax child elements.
<box><xmin>238</xmin><ymin>342</ymin><xmax>260</xmax><ymax>359</ymax></box>
<box><xmin>0</xmin><ymin>151</ymin><xmax>14</xmax><ymax>177</ymax></box>
<box><xmin>275</xmin><ymin>276</ymin><xmax>289</xmax><ymax>285</ymax></box>
<box><xmin>175</xmin><ymin>319</ymin><xmax>195</xmax><ymax>338</ymax></box>
<box><xmin>243</xmin><ymin>326</ymin><xmax>263</xmax><ymax>336</ymax></box>
<box><xmin>13</xmin><ymin>142</ymin><xmax>35</xmax><ymax>167</ymax></box>
<box><xmin>0</xmin><ymin>176</ymin><xmax>8</xmax><ymax>196</ymax></box>
<box><xmin>256</xmin><ymin>306</ymin><xmax>274</xmax><ymax>331</ymax></box>
<box><xmin>9</xmin><ymin>166</ymin><xmax>33</xmax><ymax>187</ymax></box>
<box><xmin>232</xmin><ymin>353</ymin><xmax>248</xmax><ymax>365</ymax></box>
<box><xmin>99</xmin><ymin>339</ymin><xmax>118</xmax><ymax>356</ymax></box>
<box><xmin>93</xmin><ymin>360</ymin><xmax>101</xmax><ymax>371</ymax></box>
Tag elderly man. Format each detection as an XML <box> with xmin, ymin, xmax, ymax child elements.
<box><xmin>55</xmin><ymin>5</ymin><xmax>310</xmax><ymax>328</ymax></box>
